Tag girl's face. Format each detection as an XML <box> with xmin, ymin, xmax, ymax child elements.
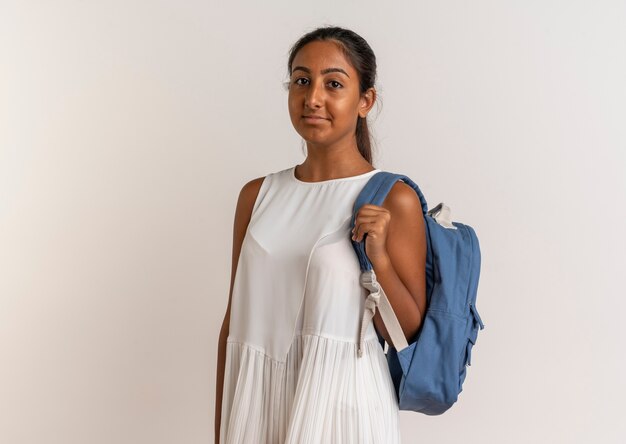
<box><xmin>287</xmin><ymin>40</ymin><xmax>375</xmax><ymax>149</ymax></box>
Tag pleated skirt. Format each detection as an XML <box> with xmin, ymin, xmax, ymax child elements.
<box><xmin>220</xmin><ymin>332</ymin><xmax>401</xmax><ymax>444</ymax></box>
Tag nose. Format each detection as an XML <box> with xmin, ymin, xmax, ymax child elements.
<box><xmin>304</xmin><ymin>79</ymin><xmax>324</xmax><ymax>109</ymax></box>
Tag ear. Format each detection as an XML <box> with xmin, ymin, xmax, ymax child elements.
<box><xmin>358</xmin><ymin>87</ymin><xmax>377</xmax><ymax>118</ymax></box>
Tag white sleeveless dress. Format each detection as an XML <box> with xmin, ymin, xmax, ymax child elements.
<box><xmin>220</xmin><ymin>165</ymin><xmax>402</xmax><ymax>444</ymax></box>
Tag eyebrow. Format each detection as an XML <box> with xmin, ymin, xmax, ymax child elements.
<box><xmin>291</xmin><ymin>66</ymin><xmax>350</xmax><ymax>78</ymax></box>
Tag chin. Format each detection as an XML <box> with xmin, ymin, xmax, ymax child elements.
<box><xmin>299</xmin><ymin>131</ymin><xmax>329</xmax><ymax>143</ymax></box>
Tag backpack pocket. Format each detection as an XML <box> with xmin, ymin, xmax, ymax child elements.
<box><xmin>459</xmin><ymin>303</ymin><xmax>484</xmax><ymax>390</ymax></box>
<box><xmin>458</xmin><ymin>332</ymin><xmax>475</xmax><ymax>390</ymax></box>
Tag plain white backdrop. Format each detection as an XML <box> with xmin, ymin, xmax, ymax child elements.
<box><xmin>1</xmin><ymin>1</ymin><xmax>625</xmax><ymax>443</ymax></box>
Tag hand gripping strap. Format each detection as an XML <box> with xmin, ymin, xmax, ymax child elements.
<box><xmin>351</xmin><ymin>172</ymin><xmax>428</xmax><ymax>272</ymax></box>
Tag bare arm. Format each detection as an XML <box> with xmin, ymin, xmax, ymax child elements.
<box><xmin>215</xmin><ymin>176</ymin><xmax>266</xmax><ymax>444</ymax></box>
<box><xmin>370</xmin><ymin>181</ymin><xmax>428</xmax><ymax>346</ymax></box>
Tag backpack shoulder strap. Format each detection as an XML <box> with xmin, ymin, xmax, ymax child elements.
<box><xmin>351</xmin><ymin>171</ymin><xmax>429</xmax><ymax>356</ymax></box>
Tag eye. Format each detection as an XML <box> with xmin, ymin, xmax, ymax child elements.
<box><xmin>328</xmin><ymin>80</ymin><xmax>343</xmax><ymax>89</ymax></box>
<box><xmin>293</xmin><ymin>77</ymin><xmax>308</xmax><ymax>86</ymax></box>
<box><xmin>292</xmin><ymin>78</ymin><xmax>343</xmax><ymax>89</ymax></box>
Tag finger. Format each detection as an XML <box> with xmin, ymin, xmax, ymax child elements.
<box><xmin>356</xmin><ymin>204</ymin><xmax>385</xmax><ymax>215</ymax></box>
<box><xmin>352</xmin><ymin>215</ymin><xmax>379</xmax><ymax>235</ymax></box>
<box><xmin>353</xmin><ymin>221</ymin><xmax>380</xmax><ymax>242</ymax></box>
<box><xmin>351</xmin><ymin>216</ymin><xmax>374</xmax><ymax>239</ymax></box>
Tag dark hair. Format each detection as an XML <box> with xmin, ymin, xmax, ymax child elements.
<box><xmin>286</xmin><ymin>25</ymin><xmax>380</xmax><ymax>165</ymax></box>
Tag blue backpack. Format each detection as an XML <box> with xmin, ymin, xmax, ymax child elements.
<box><xmin>350</xmin><ymin>171</ymin><xmax>484</xmax><ymax>415</ymax></box>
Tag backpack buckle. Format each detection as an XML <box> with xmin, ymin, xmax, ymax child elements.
<box><xmin>427</xmin><ymin>202</ymin><xmax>457</xmax><ymax>229</ymax></box>
<box><xmin>360</xmin><ymin>269</ymin><xmax>380</xmax><ymax>293</ymax></box>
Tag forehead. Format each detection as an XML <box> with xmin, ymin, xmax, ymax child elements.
<box><xmin>291</xmin><ymin>40</ymin><xmax>356</xmax><ymax>76</ymax></box>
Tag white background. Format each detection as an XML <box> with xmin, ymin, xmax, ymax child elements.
<box><xmin>1</xmin><ymin>1</ymin><xmax>625</xmax><ymax>443</ymax></box>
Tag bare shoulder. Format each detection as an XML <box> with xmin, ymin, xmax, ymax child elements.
<box><xmin>237</xmin><ymin>175</ymin><xmax>266</xmax><ymax>214</ymax></box>
<box><xmin>234</xmin><ymin>175</ymin><xmax>267</xmax><ymax>232</ymax></box>
<box><xmin>382</xmin><ymin>180</ymin><xmax>421</xmax><ymax>214</ymax></box>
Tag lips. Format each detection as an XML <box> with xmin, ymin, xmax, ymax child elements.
<box><xmin>302</xmin><ymin>115</ymin><xmax>328</xmax><ymax>125</ymax></box>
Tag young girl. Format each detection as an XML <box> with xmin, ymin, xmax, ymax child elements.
<box><xmin>215</xmin><ymin>25</ymin><xmax>427</xmax><ymax>444</ymax></box>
